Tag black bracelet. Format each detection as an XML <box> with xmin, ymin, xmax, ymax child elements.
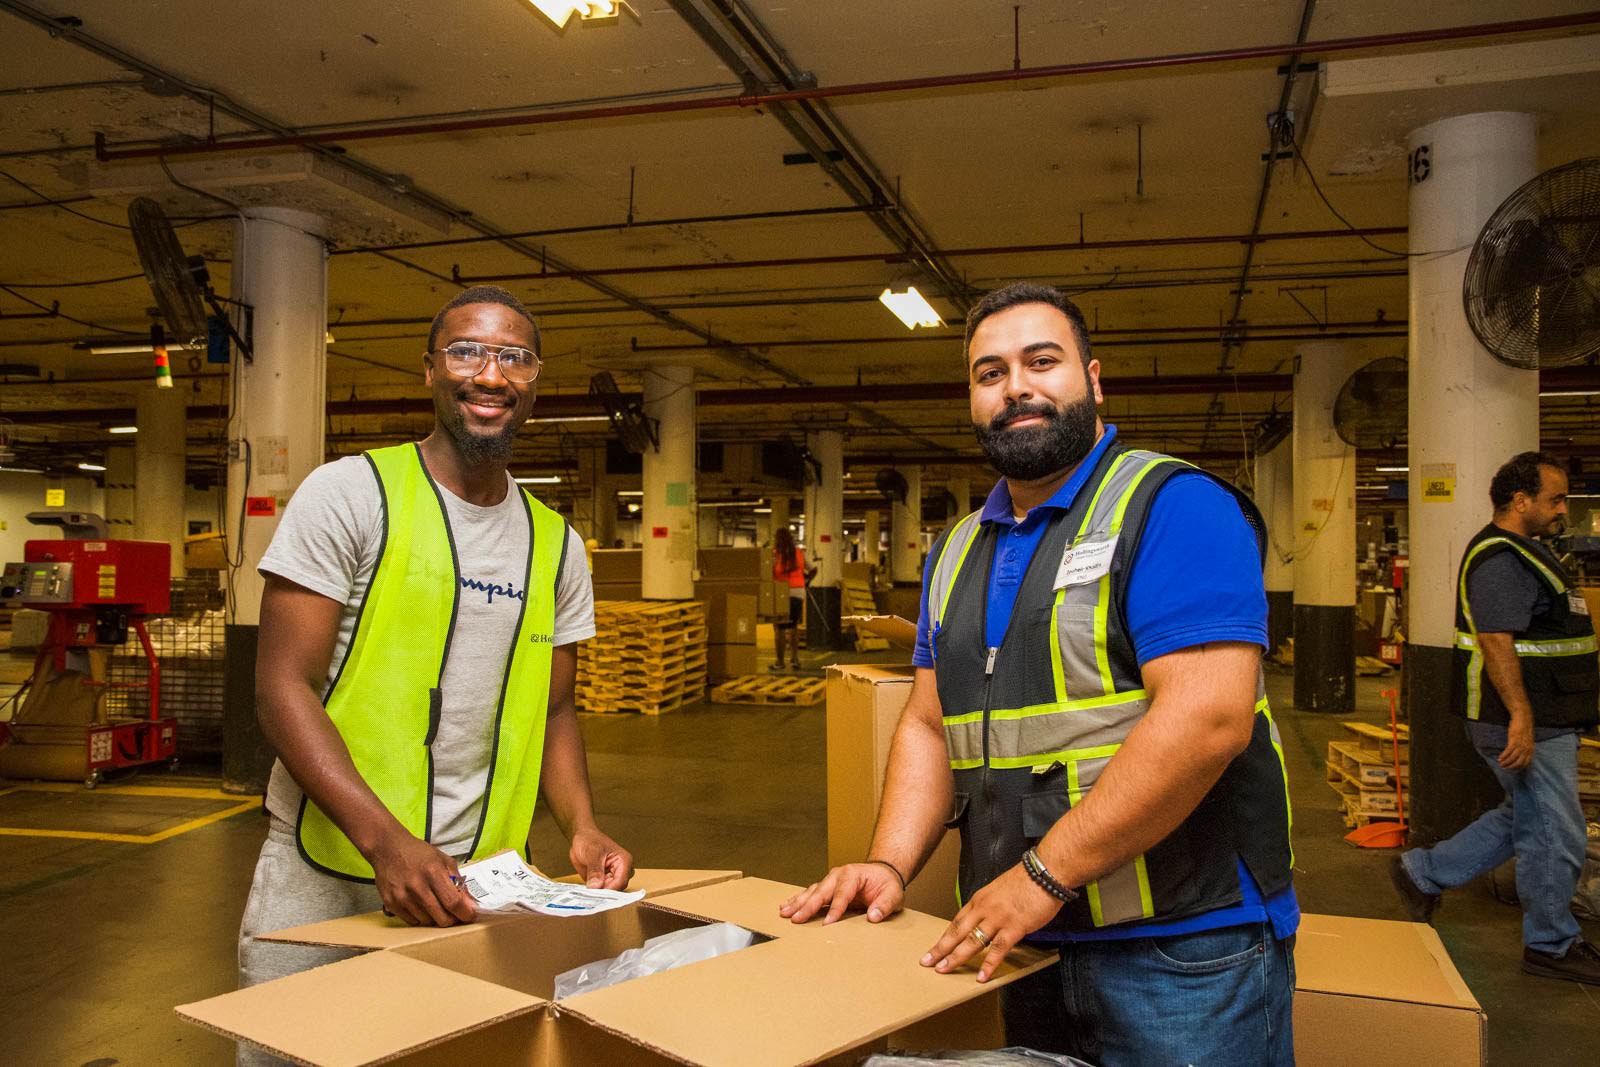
<box><xmin>1023</xmin><ymin>848</ymin><xmax>1078</xmax><ymax>904</ymax></box>
<box><xmin>866</xmin><ymin>858</ymin><xmax>907</xmax><ymax>890</ymax></box>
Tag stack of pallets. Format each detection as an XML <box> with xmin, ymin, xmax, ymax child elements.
<box><xmin>577</xmin><ymin>600</ymin><xmax>707</xmax><ymax>715</ymax></box>
<box><xmin>1326</xmin><ymin>721</ymin><xmax>1409</xmax><ymax>827</ymax></box>
<box><xmin>708</xmin><ymin>674</ymin><xmax>827</xmax><ymax>707</ymax></box>
<box><xmin>1581</xmin><ymin>738</ymin><xmax>1600</xmax><ymax>819</ymax></box>
<box><xmin>841</xmin><ymin>580</ymin><xmax>889</xmax><ymax>652</ymax></box>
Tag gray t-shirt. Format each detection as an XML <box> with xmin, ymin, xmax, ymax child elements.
<box><xmin>258</xmin><ymin>455</ymin><xmax>595</xmax><ymax>854</ymax></box>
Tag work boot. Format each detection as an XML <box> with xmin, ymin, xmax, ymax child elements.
<box><xmin>1388</xmin><ymin>856</ymin><xmax>1440</xmax><ymax>923</ymax></box>
<box><xmin>1523</xmin><ymin>940</ymin><xmax>1600</xmax><ymax>986</ymax></box>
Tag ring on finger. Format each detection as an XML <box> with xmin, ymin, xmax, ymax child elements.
<box><xmin>969</xmin><ymin>926</ymin><xmax>991</xmax><ymax>949</ymax></box>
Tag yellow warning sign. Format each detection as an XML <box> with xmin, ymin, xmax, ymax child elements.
<box><xmin>98</xmin><ymin>564</ymin><xmax>117</xmax><ymax>598</ymax></box>
<box><xmin>1420</xmin><ymin>463</ymin><xmax>1456</xmax><ymax>503</ymax></box>
<box><xmin>45</xmin><ymin>488</ymin><xmax>65</xmax><ymax>507</ymax></box>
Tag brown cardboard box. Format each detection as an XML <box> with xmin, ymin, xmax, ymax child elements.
<box><xmin>707</xmin><ymin>643</ymin><xmax>758</xmax><ymax>680</ymax></box>
<box><xmin>706</xmin><ymin>593</ymin><xmax>757</xmax><ymax>645</ymax></box>
<box><xmin>698</xmin><ymin>546</ymin><xmax>761</xmax><ymax>580</ymax></box>
<box><xmin>1294</xmin><ymin>913</ymin><xmax>1485</xmax><ymax>1065</ymax></box>
<box><xmin>590</xmin><ymin>548</ymin><xmax>641</xmax><ymax>584</ymax></box>
<box><xmin>827</xmin><ymin>663</ymin><xmax>961</xmax><ymax>920</ymax></box>
<box><xmin>177</xmin><ymin>869</ymin><xmax>1041</xmax><ymax>1065</ymax></box>
<box><xmin>184</xmin><ymin>534</ymin><xmax>228</xmax><ymax>571</ymax></box>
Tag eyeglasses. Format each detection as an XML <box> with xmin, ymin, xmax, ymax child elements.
<box><xmin>433</xmin><ymin>341</ymin><xmax>542</xmax><ymax>383</ymax></box>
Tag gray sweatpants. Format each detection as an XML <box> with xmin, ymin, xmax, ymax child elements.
<box><xmin>236</xmin><ymin>819</ymin><xmax>382</xmax><ymax>1066</ymax></box>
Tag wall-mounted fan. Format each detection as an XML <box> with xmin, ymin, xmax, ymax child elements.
<box><xmin>1333</xmin><ymin>356</ymin><xmax>1407</xmax><ymax>449</ymax></box>
<box><xmin>127</xmin><ymin>197</ymin><xmax>252</xmax><ymax>359</ymax></box>
<box><xmin>1463</xmin><ymin>157</ymin><xmax>1599</xmax><ymax>369</ymax></box>
<box><xmin>588</xmin><ymin>371</ymin><xmax>658</xmax><ymax>454</ymax></box>
<box><xmin>874</xmin><ymin>468</ymin><xmax>909</xmax><ymax>505</ymax></box>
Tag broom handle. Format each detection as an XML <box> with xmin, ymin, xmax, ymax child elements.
<box><xmin>1383</xmin><ymin>688</ymin><xmax>1406</xmax><ymax>822</ymax></box>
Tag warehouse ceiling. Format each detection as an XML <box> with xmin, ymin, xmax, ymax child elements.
<box><xmin>1</xmin><ymin>0</ymin><xmax>1597</xmax><ymax>513</ymax></box>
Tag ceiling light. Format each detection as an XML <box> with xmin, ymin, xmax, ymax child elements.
<box><xmin>1540</xmin><ymin>389</ymin><xmax>1600</xmax><ymax>397</ymax></box>
<box><xmin>1374</xmin><ymin>466</ymin><xmax>1409</xmax><ymax>473</ymax></box>
<box><xmin>88</xmin><ymin>342</ymin><xmax>199</xmax><ymax>356</ymax></box>
<box><xmin>0</xmin><ymin>465</ymin><xmax>45</xmax><ymax>474</ymax></box>
<box><xmin>108</xmin><ymin>425</ymin><xmax>139</xmax><ymax>434</ymax></box>
<box><xmin>78</xmin><ymin>462</ymin><xmax>107</xmax><ymax>472</ymax></box>
<box><xmin>528</xmin><ymin>414</ymin><xmax>612</xmax><ymax>424</ymax></box>
<box><xmin>525</xmin><ymin>1</ymin><xmax>635</xmax><ymax>29</ymax></box>
<box><xmin>325</xmin><ymin>331</ymin><xmax>337</xmax><ymax>344</ymax></box>
<box><xmin>878</xmin><ymin>286</ymin><xmax>944</xmax><ymax>330</ymax></box>
<box><xmin>752</xmin><ymin>507</ymin><xmax>772</xmax><ymax>514</ymax></box>
<box><xmin>514</xmin><ymin>475</ymin><xmax>562</xmax><ymax>485</ymax></box>
<box><xmin>617</xmin><ymin>490</ymin><xmax>644</xmax><ymax>497</ymax></box>
<box><xmin>626</xmin><ymin>502</ymin><xmax>640</xmax><ymax>513</ymax></box>
<box><xmin>699</xmin><ymin>499</ymin><xmax>766</xmax><ymax>509</ymax></box>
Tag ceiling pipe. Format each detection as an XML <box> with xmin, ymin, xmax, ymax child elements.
<box><xmin>629</xmin><ymin>327</ymin><xmax>1408</xmax><ymax>352</ymax></box>
<box><xmin>87</xmin><ymin>12</ymin><xmax>1600</xmax><ymax>161</ymax></box>
<box><xmin>454</xmin><ymin>226</ymin><xmax>1408</xmax><ymax>284</ymax></box>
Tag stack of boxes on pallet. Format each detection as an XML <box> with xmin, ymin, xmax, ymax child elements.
<box><xmin>576</xmin><ymin>601</ymin><xmax>707</xmax><ymax>715</ymax></box>
<box><xmin>1325</xmin><ymin>722</ymin><xmax>1409</xmax><ymax>827</ymax></box>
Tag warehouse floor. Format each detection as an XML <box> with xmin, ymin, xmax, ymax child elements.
<box><xmin>1</xmin><ymin>661</ymin><xmax>1596</xmax><ymax>1064</ymax></box>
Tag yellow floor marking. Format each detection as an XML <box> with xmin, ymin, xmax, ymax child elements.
<box><xmin>0</xmin><ymin>782</ymin><xmax>259</xmax><ymax>843</ymax></box>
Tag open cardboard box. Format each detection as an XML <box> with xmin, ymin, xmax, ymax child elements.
<box><xmin>179</xmin><ymin>869</ymin><xmax>1049</xmax><ymax>1066</ymax></box>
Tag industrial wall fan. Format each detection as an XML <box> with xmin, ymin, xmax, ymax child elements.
<box><xmin>126</xmin><ymin>197</ymin><xmax>252</xmax><ymax>359</ymax></box>
<box><xmin>1463</xmin><ymin>157</ymin><xmax>1600</xmax><ymax>369</ymax></box>
<box><xmin>1333</xmin><ymin>356</ymin><xmax>1408</xmax><ymax>450</ymax></box>
<box><xmin>588</xmin><ymin>371</ymin><xmax>658</xmax><ymax>454</ymax></box>
<box><xmin>874</xmin><ymin>468</ymin><xmax>909</xmax><ymax>505</ymax></box>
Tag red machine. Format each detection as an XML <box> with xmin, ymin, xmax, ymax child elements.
<box><xmin>1</xmin><ymin>512</ymin><xmax>176</xmax><ymax>787</ymax></box>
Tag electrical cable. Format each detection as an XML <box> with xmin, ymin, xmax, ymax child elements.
<box><xmin>0</xmin><ymin>271</ymin><xmax>145</xmax><ymax>288</ymax></box>
<box><xmin>0</xmin><ymin>282</ymin><xmax>144</xmax><ymax>334</ymax></box>
<box><xmin>0</xmin><ymin>166</ymin><xmax>130</xmax><ymax>229</ymax></box>
<box><xmin>1286</xmin><ymin>130</ymin><xmax>1422</xmax><ymax>259</ymax></box>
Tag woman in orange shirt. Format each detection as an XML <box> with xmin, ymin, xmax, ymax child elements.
<box><xmin>771</xmin><ymin>527</ymin><xmax>813</xmax><ymax>671</ymax></box>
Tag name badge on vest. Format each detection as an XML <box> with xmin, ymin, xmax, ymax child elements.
<box><xmin>1054</xmin><ymin>535</ymin><xmax>1119</xmax><ymax>589</ymax></box>
<box><xmin>1571</xmin><ymin>591</ymin><xmax>1591</xmax><ymax>617</ymax></box>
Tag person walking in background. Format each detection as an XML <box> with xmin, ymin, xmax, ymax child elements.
<box><xmin>772</xmin><ymin>526</ymin><xmax>813</xmax><ymax>671</ymax></box>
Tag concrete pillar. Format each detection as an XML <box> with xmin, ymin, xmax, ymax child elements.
<box><xmin>1253</xmin><ymin>441</ymin><xmax>1295</xmax><ymax>657</ymax></box>
<box><xmin>641</xmin><ymin>366</ymin><xmax>696</xmax><ymax>599</ymax></box>
<box><xmin>863</xmin><ymin>509</ymin><xmax>882</xmax><ymax>570</ymax></box>
<box><xmin>807</xmin><ymin>431</ymin><xmax>844</xmax><ymax>587</ymax></box>
<box><xmin>135</xmin><ymin>385</ymin><xmax>188</xmax><ymax>579</ymax></box>
<box><xmin>104</xmin><ymin>444</ymin><xmax>136</xmax><ymax>539</ymax></box>
<box><xmin>1292</xmin><ymin>342</ymin><xmax>1360</xmax><ymax>711</ymax></box>
<box><xmin>697</xmin><ymin>503</ymin><xmax>721</xmax><ymax>548</ymax></box>
<box><xmin>947</xmin><ymin>476</ymin><xmax>971</xmax><ymax>521</ymax></box>
<box><xmin>225</xmin><ymin>207</ymin><xmax>328</xmax><ymax>624</ymax></box>
<box><xmin>769</xmin><ymin>494</ymin><xmax>791</xmax><ymax>541</ymax></box>
<box><xmin>1406</xmin><ymin>112</ymin><xmax>1540</xmax><ymax>843</ymax></box>
<box><xmin>890</xmin><ymin>465</ymin><xmax>922</xmax><ymax>584</ymax></box>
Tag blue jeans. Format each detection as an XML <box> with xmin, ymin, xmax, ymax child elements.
<box><xmin>1024</xmin><ymin>923</ymin><xmax>1295</xmax><ymax>1065</ymax></box>
<box><xmin>1402</xmin><ymin>723</ymin><xmax>1585</xmax><ymax>956</ymax></box>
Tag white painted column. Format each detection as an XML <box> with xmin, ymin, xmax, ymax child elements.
<box><xmin>104</xmin><ymin>444</ymin><xmax>136</xmax><ymax>539</ymax></box>
<box><xmin>225</xmin><ymin>207</ymin><xmax>328</xmax><ymax>624</ymax></box>
<box><xmin>1253</xmin><ymin>440</ymin><xmax>1294</xmax><ymax>656</ymax></box>
<box><xmin>947</xmin><ymin>476</ymin><xmax>971</xmax><ymax>521</ymax></box>
<box><xmin>641</xmin><ymin>366</ymin><xmax>696</xmax><ymax>599</ymax></box>
<box><xmin>1292</xmin><ymin>342</ymin><xmax>1361</xmax><ymax>711</ymax></box>
<box><xmin>863</xmin><ymin>509</ymin><xmax>882</xmax><ymax>570</ymax></box>
<box><xmin>807</xmin><ymin>430</ymin><xmax>844</xmax><ymax>587</ymax></box>
<box><xmin>890</xmin><ymin>465</ymin><xmax>922</xmax><ymax>583</ymax></box>
<box><xmin>1406</xmin><ymin>111</ymin><xmax>1539</xmax><ymax>841</ymax></box>
<box><xmin>135</xmin><ymin>384</ymin><xmax>188</xmax><ymax>578</ymax></box>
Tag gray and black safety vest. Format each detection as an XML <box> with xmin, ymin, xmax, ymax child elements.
<box><xmin>925</xmin><ymin>444</ymin><xmax>1293</xmax><ymax>934</ymax></box>
<box><xmin>1452</xmin><ymin>523</ymin><xmax>1598</xmax><ymax>729</ymax></box>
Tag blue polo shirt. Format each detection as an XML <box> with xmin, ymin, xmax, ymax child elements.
<box><xmin>913</xmin><ymin>426</ymin><xmax>1298</xmax><ymax>942</ymax></box>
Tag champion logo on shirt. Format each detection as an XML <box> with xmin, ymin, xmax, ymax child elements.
<box><xmin>460</xmin><ymin>576</ymin><xmax>526</xmax><ymax>605</ymax></box>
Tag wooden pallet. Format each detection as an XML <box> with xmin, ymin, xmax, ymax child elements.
<box><xmin>708</xmin><ymin>674</ymin><xmax>826</xmax><ymax>707</ymax></box>
<box><xmin>841</xmin><ymin>580</ymin><xmax>889</xmax><ymax>651</ymax></box>
<box><xmin>1326</xmin><ymin>740</ymin><xmax>1408</xmax><ymax>790</ymax></box>
<box><xmin>577</xmin><ymin>600</ymin><xmax>709</xmax><ymax>715</ymax></box>
<box><xmin>1341</xmin><ymin>720</ymin><xmax>1409</xmax><ymax>761</ymax></box>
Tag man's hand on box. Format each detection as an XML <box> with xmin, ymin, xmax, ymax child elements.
<box><xmin>778</xmin><ymin>862</ymin><xmax>905</xmax><ymax>925</ymax></box>
<box><xmin>570</xmin><ymin>826</ymin><xmax>633</xmax><ymax>889</ymax></box>
<box><xmin>922</xmin><ymin>863</ymin><xmax>1062</xmax><ymax>983</ymax></box>
<box><xmin>369</xmin><ymin>831</ymin><xmax>477</xmax><ymax>927</ymax></box>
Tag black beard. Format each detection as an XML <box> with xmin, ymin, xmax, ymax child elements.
<box><xmin>973</xmin><ymin>394</ymin><xmax>1098</xmax><ymax>481</ymax></box>
<box><xmin>436</xmin><ymin>394</ymin><xmax>519</xmax><ymax>465</ymax></box>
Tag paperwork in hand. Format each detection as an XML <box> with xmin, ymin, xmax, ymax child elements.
<box><xmin>458</xmin><ymin>852</ymin><xmax>644</xmax><ymax>916</ymax></box>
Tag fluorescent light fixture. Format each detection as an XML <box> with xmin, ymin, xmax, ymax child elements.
<box><xmin>1374</xmin><ymin>466</ymin><xmax>1409</xmax><ymax>473</ymax></box>
<box><xmin>699</xmin><ymin>499</ymin><xmax>766</xmax><ymax>509</ymax></box>
<box><xmin>878</xmin><ymin>286</ymin><xmax>945</xmax><ymax>329</ymax></box>
<box><xmin>1540</xmin><ymin>389</ymin><xmax>1600</xmax><ymax>397</ymax></box>
<box><xmin>88</xmin><ymin>342</ymin><xmax>199</xmax><ymax>356</ymax></box>
<box><xmin>78</xmin><ymin>462</ymin><xmax>106</xmax><ymax>472</ymax></box>
<box><xmin>529</xmin><ymin>414</ymin><xmax>612</xmax><ymax>424</ymax></box>
<box><xmin>617</xmin><ymin>490</ymin><xmax>644</xmax><ymax>497</ymax></box>
<box><xmin>514</xmin><ymin>475</ymin><xmax>562</xmax><ymax>485</ymax></box>
<box><xmin>108</xmin><ymin>425</ymin><xmax>139</xmax><ymax>434</ymax></box>
<box><xmin>1356</xmin><ymin>483</ymin><xmax>1389</xmax><ymax>490</ymax></box>
<box><xmin>626</xmin><ymin>502</ymin><xmax>640</xmax><ymax>513</ymax></box>
<box><xmin>525</xmin><ymin>0</ymin><xmax>634</xmax><ymax>29</ymax></box>
<box><xmin>0</xmin><ymin>465</ymin><xmax>45</xmax><ymax>474</ymax></box>
<box><xmin>752</xmin><ymin>507</ymin><xmax>772</xmax><ymax>514</ymax></box>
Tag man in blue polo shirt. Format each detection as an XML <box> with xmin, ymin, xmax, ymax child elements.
<box><xmin>782</xmin><ymin>282</ymin><xmax>1296</xmax><ymax>1064</ymax></box>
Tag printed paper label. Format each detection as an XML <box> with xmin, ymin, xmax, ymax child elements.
<box><xmin>1054</xmin><ymin>536</ymin><xmax>1118</xmax><ymax>589</ymax></box>
<box><xmin>457</xmin><ymin>852</ymin><xmax>644</xmax><ymax>917</ymax></box>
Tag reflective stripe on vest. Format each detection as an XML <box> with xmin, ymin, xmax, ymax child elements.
<box><xmin>927</xmin><ymin>450</ymin><xmax>1289</xmax><ymax>927</ymax></box>
<box><xmin>1455</xmin><ymin>535</ymin><xmax>1575</xmax><ymax>722</ymax></box>
<box><xmin>297</xmin><ymin>443</ymin><xmax>566</xmax><ymax>880</ymax></box>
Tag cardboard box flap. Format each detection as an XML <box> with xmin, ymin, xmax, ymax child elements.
<box><xmin>564</xmin><ymin>909</ymin><xmax>1053</xmax><ymax>1067</ymax></box>
<box><xmin>845</xmin><ymin>614</ymin><xmax>919</xmax><ymax>648</ymax></box>
<box><xmin>260</xmin><ymin>868</ymin><xmax>742</xmax><ymax>950</ymax></box>
<box><xmin>647</xmin><ymin>876</ymin><xmax>815</xmax><ymax>940</ymax></box>
<box><xmin>1295</xmin><ymin>913</ymin><xmax>1480</xmax><ymax>1010</ymax></box>
<box><xmin>177</xmin><ymin>949</ymin><xmax>543</xmax><ymax>1066</ymax></box>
